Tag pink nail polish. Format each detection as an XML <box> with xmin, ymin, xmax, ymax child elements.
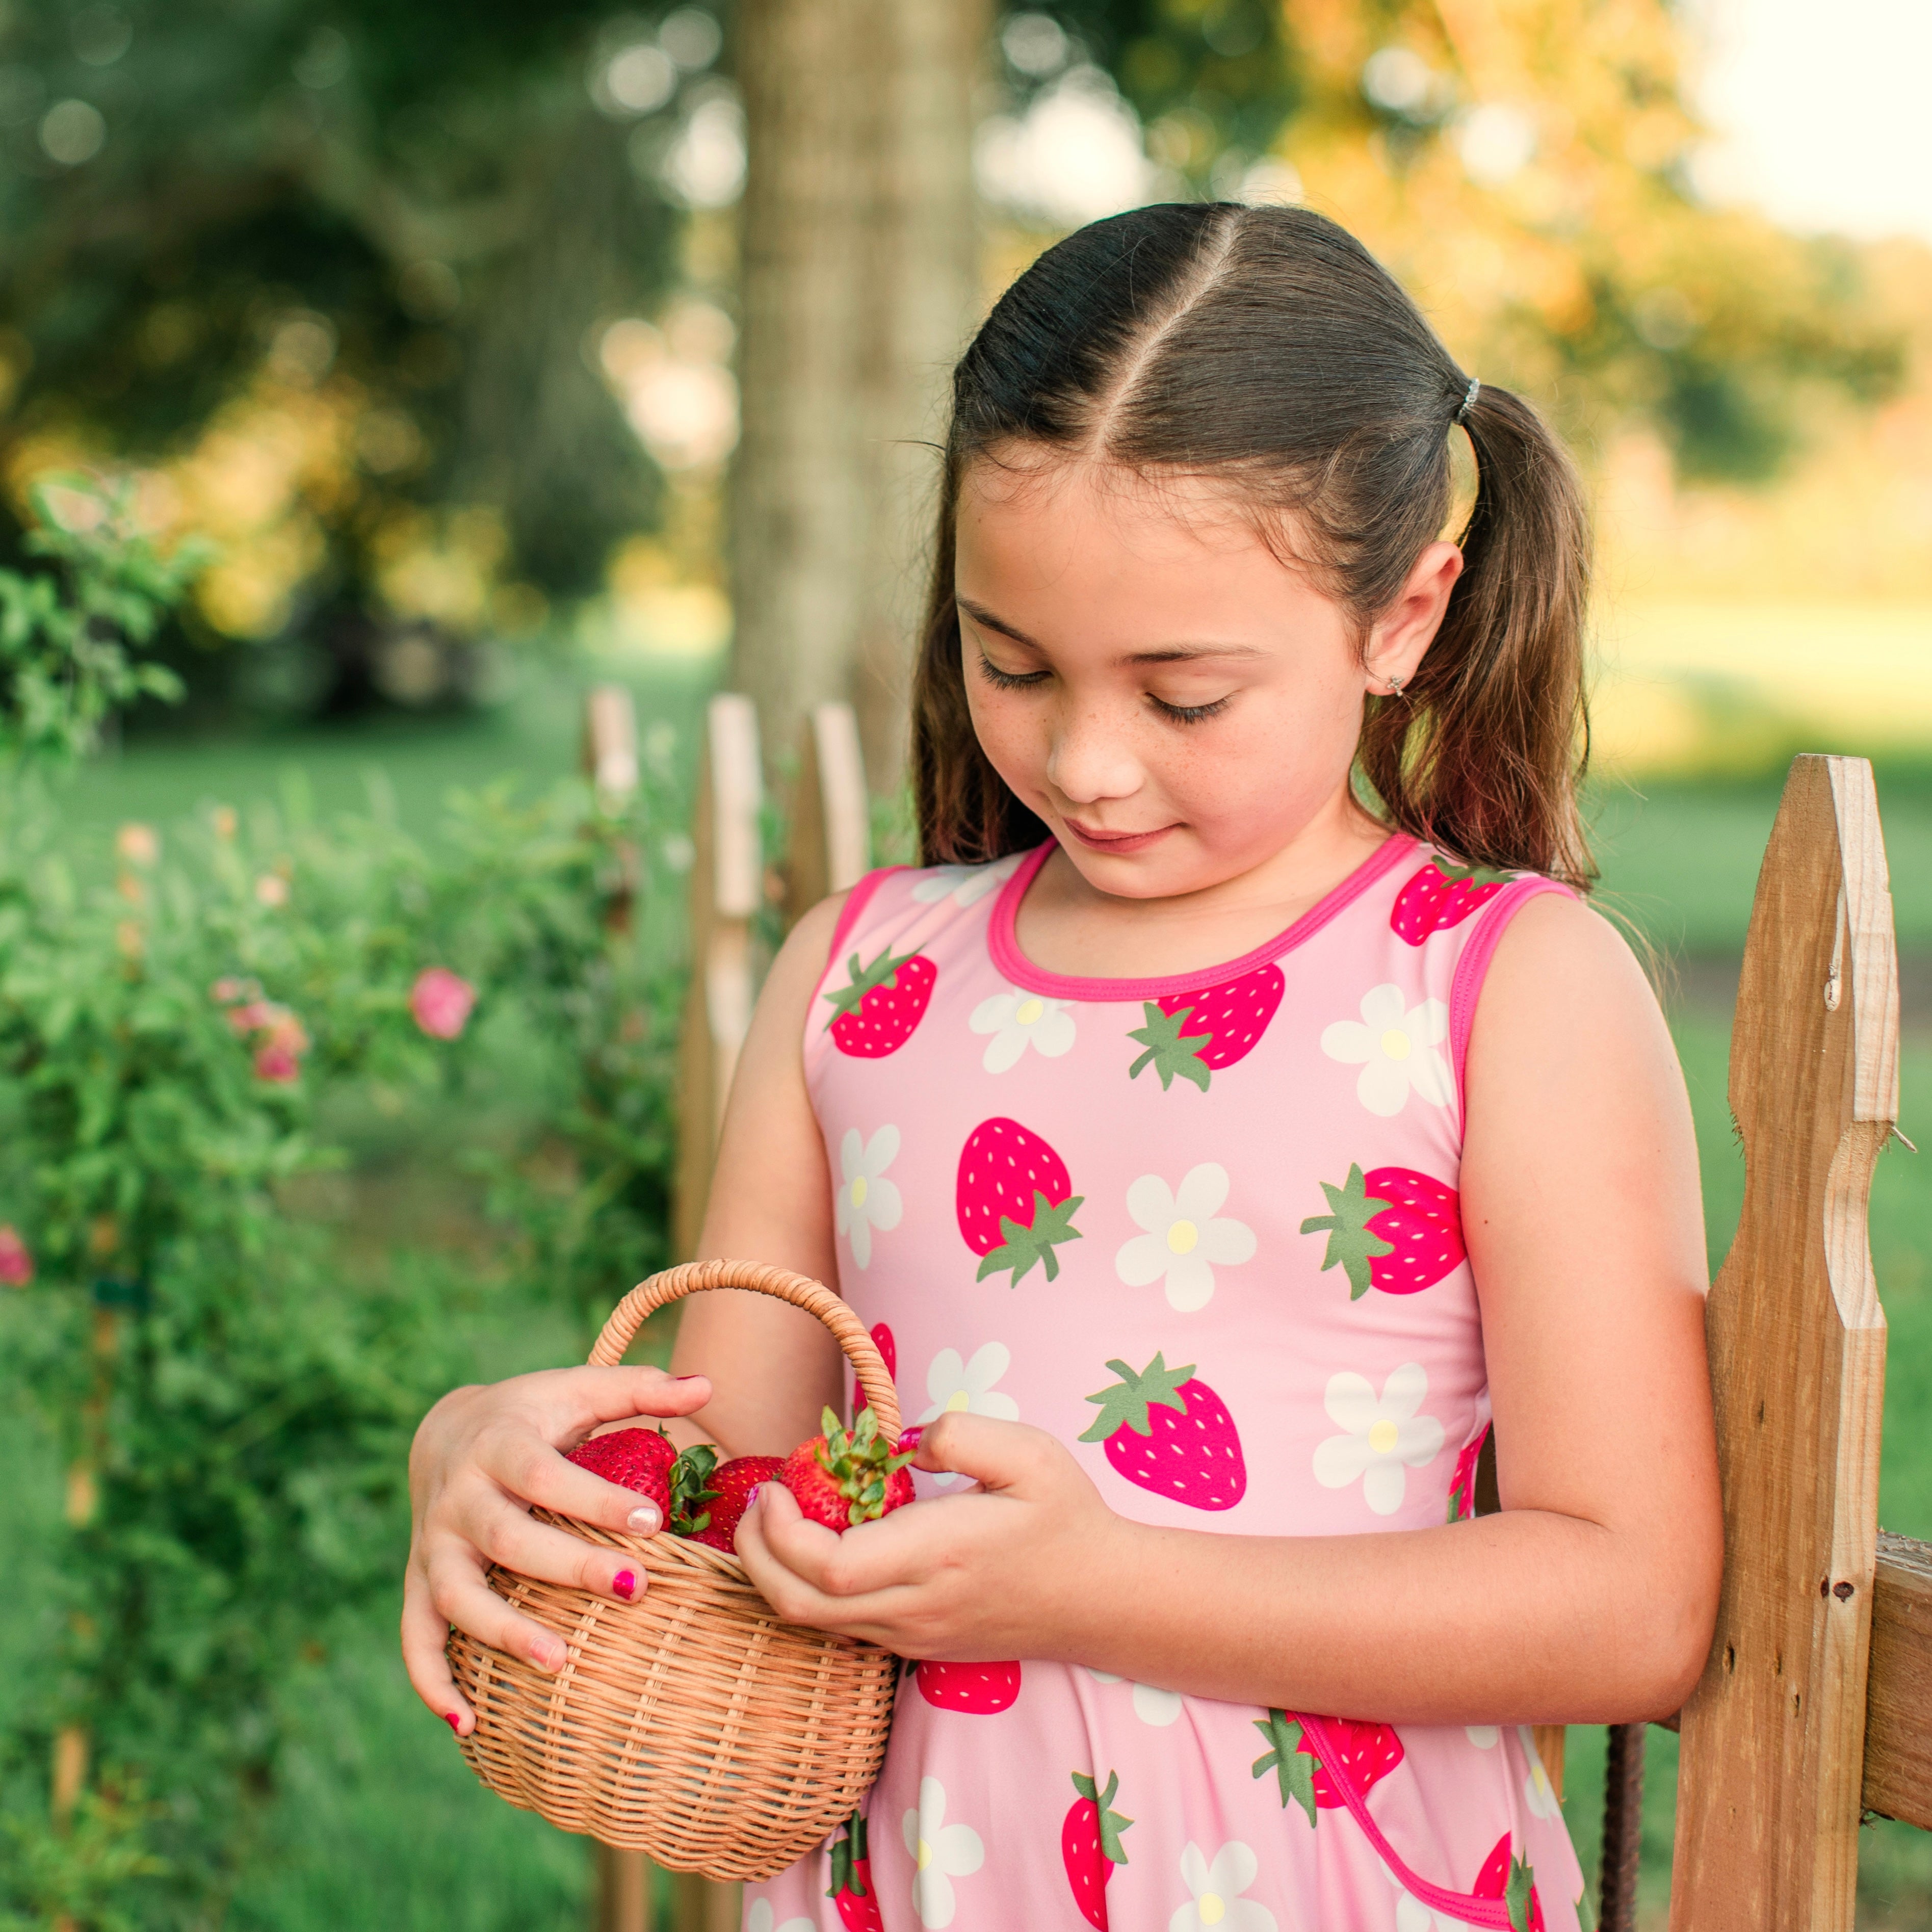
<box><xmin>897</xmin><ymin>1425</ymin><xmax>925</xmax><ymax>1453</ymax></box>
<box><xmin>613</xmin><ymin>1570</ymin><xmax>637</xmax><ymax>1600</ymax></box>
<box><xmin>674</xmin><ymin>1373</ymin><xmax>706</xmax><ymax>1383</ymax></box>
<box><xmin>445</xmin><ymin>1713</ymin><xmax>462</xmax><ymax>1735</ymax></box>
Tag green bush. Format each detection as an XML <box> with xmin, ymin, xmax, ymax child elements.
<box><xmin>0</xmin><ymin>488</ymin><xmax>688</xmax><ymax>1927</ymax></box>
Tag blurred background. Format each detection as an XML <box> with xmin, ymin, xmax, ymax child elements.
<box><xmin>0</xmin><ymin>1</ymin><xmax>1928</xmax><ymax>1927</ymax></box>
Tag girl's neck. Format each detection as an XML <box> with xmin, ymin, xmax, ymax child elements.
<box><xmin>1010</xmin><ymin>789</ymin><xmax>1395</xmax><ymax>982</ymax></box>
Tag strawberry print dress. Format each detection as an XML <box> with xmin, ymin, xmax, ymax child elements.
<box><xmin>746</xmin><ymin>836</ymin><xmax>1588</xmax><ymax>1932</ymax></box>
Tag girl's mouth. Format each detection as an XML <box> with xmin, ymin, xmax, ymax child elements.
<box><xmin>1062</xmin><ymin>818</ymin><xmax>1177</xmax><ymax>855</ymax></box>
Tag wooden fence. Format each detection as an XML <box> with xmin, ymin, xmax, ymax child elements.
<box><xmin>589</xmin><ymin>687</ymin><xmax>1932</xmax><ymax>1932</ymax></box>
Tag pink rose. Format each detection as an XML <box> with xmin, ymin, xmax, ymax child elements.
<box><xmin>253</xmin><ymin>1043</ymin><xmax>301</xmax><ymax>1084</ymax></box>
<box><xmin>0</xmin><ymin>1225</ymin><xmax>32</xmax><ymax>1288</ymax></box>
<box><xmin>410</xmin><ymin>967</ymin><xmax>476</xmax><ymax>1041</ymax></box>
<box><xmin>226</xmin><ymin>1000</ymin><xmax>273</xmax><ymax>1037</ymax></box>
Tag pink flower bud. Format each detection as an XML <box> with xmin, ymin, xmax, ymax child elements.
<box><xmin>210</xmin><ymin>977</ymin><xmax>248</xmax><ymax>1005</ymax></box>
<box><xmin>226</xmin><ymin>1000</ymin><xmax>272</xmax><ymax>1037</ymax></box>
<box><xmin>253</xmin><ymin>1043</ymin><xmax>301</xmax><ymax>1084</ymax></box>
<box><xmin>410</xmin><ymin>967</ymin><xmax>476</xmax><ymax>1041</ymax></box>
<box><xmin>0</xmin><ymin>1225</ymin><xmax>32</xmax><ymax>1288</ymax></box>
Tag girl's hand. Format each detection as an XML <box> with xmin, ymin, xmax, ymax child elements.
<box><xmin>733</xmin><ymin>1412</ymin><xmax>1125</xmax><ymax>1659</ymax></box>
<box><xmin>401</xmin><ymin>1366</ymin><xmax>713</xmax><ymax>1734</ymax></box>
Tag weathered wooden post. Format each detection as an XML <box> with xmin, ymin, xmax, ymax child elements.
<box><xmin>1668</xmin><ymin>754</ymin><xmax>1895</xmax><ymax>1931</ymax></box>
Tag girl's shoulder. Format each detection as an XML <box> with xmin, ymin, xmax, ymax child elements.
<box><xmin>819</xmin><ymin>850</ymin><xmax>1033</xmax><ymax>968</ymax></box>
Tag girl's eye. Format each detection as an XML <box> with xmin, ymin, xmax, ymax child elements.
<box><xmin>1150</xmin><ymin>693</ymin><xmax>1230</xmax><ymax>726</ymax></box>
<box><xmin>976</xmin><ymin>654</ymin><xmax>1049</xmax><ymax>692</ymax></box>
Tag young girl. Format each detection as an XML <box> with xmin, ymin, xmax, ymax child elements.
<box><xmin>404</xmin><ymin>203</ymin><xmax>1721</xmax><ymax>1931</ymax></box>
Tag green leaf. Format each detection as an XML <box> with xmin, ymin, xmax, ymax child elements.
<box><xmin>1126</xmin><ymin>1001</ymin><xmax>1211</xmax><ymax>1092</ymax></box>
<box><xmin>1298</xmin><ymin>1163</ymin><xmax>1395</xmax><ymax>1299</ymax></box>
<box><xmin>1079</xmin><ymin>1352</ymin><xmax>1192</xmax><ymax>1442</ymax></box>
<box><xmin>973</xmin><ymin>1190</ymin><xmax>1084</xmax><ymax>1287</ymax></box>
<box><xmin>1250</xmin><ymin>1711</ymin><xmax>1318</xmax><ymax>1827</ymax></box>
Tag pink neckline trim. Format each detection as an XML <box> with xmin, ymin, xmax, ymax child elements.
<box><xmin>986</xmin><ymin>834</ymin><xmax>1418</xmax><ymax>1001</ymax></box>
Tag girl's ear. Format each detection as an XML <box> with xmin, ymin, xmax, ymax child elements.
<box><xmin>1363</xmin><ymin>540</ymin><xmax>1464</xmax><ymax>694</ymax></box>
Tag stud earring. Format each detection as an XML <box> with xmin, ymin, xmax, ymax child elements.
<box><xmin>1383</xmin><ymin>674</ymin><xmax>1405</xmax><ymax>700</ymax></box>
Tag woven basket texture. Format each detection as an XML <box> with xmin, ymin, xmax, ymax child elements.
<box><xmin>448</xmin><ymin>1259</ymin><xmax>902</xmax><ymax>1879</ymax></box>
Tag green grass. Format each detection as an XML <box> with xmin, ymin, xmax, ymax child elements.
<box><xmin>9</xmin><ymin>712</ymin><xmax>1932</xmax><ymax>1928</ymax></box>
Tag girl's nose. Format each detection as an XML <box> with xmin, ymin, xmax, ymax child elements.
<box><xmin>1045</xmin><ymin>701</ymin><xmax>1144</xmax><ymax>806</ymax></box>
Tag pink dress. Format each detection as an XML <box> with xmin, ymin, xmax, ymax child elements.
<box><xmin>747</xmin><ymin>836</ymin><xmax>1587</xmax><ymax>1932</ymax></box>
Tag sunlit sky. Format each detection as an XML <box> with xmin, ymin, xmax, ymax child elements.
<box><xmin>1692</xmin><ymin>0</ymin><xmax>1932</xmax><ymax>243</ymax></box>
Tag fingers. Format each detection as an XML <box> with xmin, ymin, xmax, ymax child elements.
<box><xmin>401</xmin><ymin>1562</ymin><xmax>472</xmax><ymax>1735</ymax></box>
<box><xmin>915</xmin><ymin>1412</ymin><xmax>1060</xmax><ymax>1492</ymax></box>
<box><xmin>456</xmin><ymin>1488</ymin><xmax>652</xmax><ymax>1607</ymax></box>
<box><xmin>564</xmin><ymin>1365</ymin><xmax>712</xmax><ymax>1430</ymax></box>
<box><xmin>497</xmin><ymin>1440</ymin><xmax>669</xmax><ymax>1538</ymax></box>
<box><xmin>736</xmin><ymin>1482</ymin><xmax>932</xmax><ymax>1624</ymax></box>
<box><xmin>428</xmin><ymin>1549</ymin><xmax>575</xmax><ymax>1676</ymax></box>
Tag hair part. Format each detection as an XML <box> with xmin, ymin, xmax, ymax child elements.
<box><xmin>909</xmin><ymin>202</ymin><xmax>1595</xmax><ymax>889</ymax></box>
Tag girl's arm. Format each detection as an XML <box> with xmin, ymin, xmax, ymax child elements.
<box><xmin>666</xmin><ymin>893</ymin><xmax>849</xmax><ymax>1452</ymax></box>
<box><xmin>735</xmin><ymin>895</ymin><xmax>1725</xmax><ymax>1725</ymax></box>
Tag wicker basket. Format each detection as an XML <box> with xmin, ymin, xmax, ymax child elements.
<box><xmin>447</xmin><ymin>1258</ymin><xmax>902</xmax><ymax>1880</ymax></box>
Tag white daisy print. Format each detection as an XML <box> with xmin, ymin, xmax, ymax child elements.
<box><xmin>744</xmin><ymin>1903</ymin><xmax>814</xmax><ymax>1932</ymax></box>
<box><xmin>969</xmin><ymin>986</ymin><xmax>1076</xmax><ymax>1072</ymax></box>
<box><xmin>903</xmin><ymin>1777</ymin><xmax>984</xmax><ymax>1929</ymax></box>
<box><xmin>1086</xmin><ymin>1667</ymin><xmax>1184</xmax><ymax>1727</ymax></box>
<box><xmin>1465</xmin><ymin>1725</ymin><xmax>1500</xmax><ymax>1750</ymax></box>
<box><xmin>1385</xmin><ymin>1866</ymin><xmax>1454</xmax><ymax>1932</ymax></box>
<box><xmin>1312</xmin><ymin>1363</ymin><xmax>1446</xmax><ymax>1516</ymax></box>
<box><xmin>910</xmin><ymin>853</ymin><xmax>1023</xmax><ymax>907</ymax></box>
<box><xmin>1520</xmin><ymin>1726</ymin><xmax>1562</xmax><ymax>1820</ymax></box>
<box><xmin>918</xmin><ymin>1343</ymin><xmax>1021</xmax><ymax>1485</ymax></box>
<box><xmin>1115</xmin><ymin>1163</ymin><xmax>1257</xmax><ymax>1312</ymax></box>
<box><xmin>836</xmin><ymin>1126</ymin><xmax>903</xmax><ymax>1268</ymax></box>
<box><xmin>1320</xmin><ymin>984</ymin><xmax>1452</xmax><ymax>1117</ymax></box>
<box><xmin>1170</xmin><ymin>1841</ymin><xmax>1276</xmax><ymax>1932</ymax></box>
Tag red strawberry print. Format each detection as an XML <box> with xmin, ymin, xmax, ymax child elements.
<box><xmin>1447</xmin><ymin>1422</ymin><xmax>1491</xmax><ymax>1524</ymax></box>
<box><xmin>565</xmin><ymin>1426</ymin><xmax>676</xmax><ymax>1517</ymax></box>
<box><xmin>779</xmin><ymin>1405</ymin><xmax>916</xmax><ymax>1531</ymax></box>
<box><xmin>1390</xmin><ymin>854</ymin><xmax>1512</xmax><ymax>945</ymax></box>
<box><xmin>1300</xmin><ymin>1163</ymin><xmax>1465</xmax><ymax>1298</ymax></box>
<box><xmin>1127</xmin><ymin>962</ymin><xmax>1285</xmax><ymax>1092</ymax></box>
<box><xmin>955</xmin><ymin>1116</ymin><xmax>1084</xmax><ymax>1287</ymax></box>
<box><xmin>1251</xmin><ymin>1711</ymin><xmax>1404</xmax><ymax>1825</ymax></box>
<box><xmin>1474</xmin><ymin>1832</ymin><xmax>1544</xmax><ymax>1932</ymax></box>
<box><xmin>1079</xmin><ymin>1353</ymin><xmax>1245</xmax><ymax>1510</ymax></box>
<box><xmin>687</xmin><ymin>1454</ymin><xmax>784</xmax><ymax>1552</ymax></box>
<box><xmin>869</xmin><ymin>1321</ymin><xmax>897</xmax><ymax>1380</ymax></box>
<box><xmin>824</xmin><ymin>945</ymin><xmax>937</xmax><ymax>1056</ymax></box>
<box><xmin>1061</xmin><ymin>1770</ymin><xmax>1132</xmax><ymax>1929</ymax></box>
<box><xmin>916</xmin><ymin>1659</ymin><xmax>1022</xmax><ymax>1714</ymax></box>
<box><xmin>826</xmin><ymin>1812</ymin><xmax>882</xmax><ymax>1932</ymax></box>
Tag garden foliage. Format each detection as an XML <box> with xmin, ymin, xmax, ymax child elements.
<box><xmin>0</xmin><ymin>489</ymin><xmax>687</xmax><ymax>1927</ymax></box>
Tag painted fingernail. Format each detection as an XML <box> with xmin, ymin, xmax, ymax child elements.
<box><xmin>445</xmin><ymin>1712</ymin><xmax>463</xmax><ymax>1735</ymax></box>
<box><xmin>612</xmin><ymin>1570</ymin><xmax>638</xmax><ymax>1600</ymax></box>
<box><xmin>626</xmin><ymin>1503</ymin><xmax>662</xmax><ymax>1534</ymax></box>
<box><xmin>897</xmin><ymin>1425</ymin><xmax>925</xmax><ymax>1453</ymax></box>
<box><xmin>673</xmin><ymin>1374</ymin><xmax>706</xmax><ymax>1384</ymax></box>
<box><xmin>747</xmin><ymin>1485</ymin><xmax>763</xmax><ymax>1508</ymax></box>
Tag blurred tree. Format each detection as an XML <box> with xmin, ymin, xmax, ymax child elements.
<box><xmin>728</xmin><ymin>0</ymin><xmax>986</xmax><ymax>787</ymax></box>
<box><xmin>0</xmin><ymin>0</ymin><xmax>713</xmax><ymax>714</ymax></box>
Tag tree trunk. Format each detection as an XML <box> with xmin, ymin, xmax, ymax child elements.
<box><xmin>729</xmin><ymin>0</ymin><xmax>986</xmax><ymax>792</ymax></box>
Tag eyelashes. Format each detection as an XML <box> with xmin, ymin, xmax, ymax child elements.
<box><xmin>974</xmin><ymin>653</ymin><xmax>1229</xmax><ymax>727</ymax></box>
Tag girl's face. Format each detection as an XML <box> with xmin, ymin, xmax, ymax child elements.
<box><xmin>955</xmin><ymin>453</ymin><xmax>1461</xmax><ymax>902</ymax></box>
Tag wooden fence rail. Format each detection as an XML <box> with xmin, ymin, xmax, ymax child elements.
<box><xmin>589</xmin><ymin>699</ymin><xmax>1932</xmax><ymax>1932</ymax></box>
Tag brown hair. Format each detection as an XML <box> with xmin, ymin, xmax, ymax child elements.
<box><xmin>909</xmin><ymin>202</ymin><xmax>1594</xmax><ymax>888</ymax></box>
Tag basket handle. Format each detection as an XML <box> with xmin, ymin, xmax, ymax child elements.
<box><xmin>588</xmin><ymin>1258</ymin><xmax>901</xmax><ymax>1441</ymax></box>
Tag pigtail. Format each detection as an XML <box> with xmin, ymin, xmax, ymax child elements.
<box><xmin>1356</xmin><ymin>383</ymin><xmax>1595</xmax><ymax>890</ymax></box>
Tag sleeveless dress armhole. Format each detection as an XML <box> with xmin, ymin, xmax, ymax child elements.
<box><xmin>1449</xmin><ymin>876</ymin><xmax>1580</xmax><ymax>1128</ymax></box>
<box><xmin>824</xmin><ymin>865</ymin><xmax>907</xmax><ymax>966</ymax></box>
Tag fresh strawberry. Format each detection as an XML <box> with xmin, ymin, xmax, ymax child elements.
<box><xmin>955</xmin><ymin>1115</ymin><xmax>1084</xmax><ymax>1287</ymax></box>
<box><xmin>1473</xmin><ymin>1833</ymin><xmax>1544</xmax><ymax>1932</ymax></box>
<box><xmin>1251</xmin><ymin>1711</ymin><xmax>1404</xmax><ymax>1825</ymax></box>
<box><xmin>1061</xmin><ymin>1770</ymin><xmax>1132</xmax><ymax>1930</ymax></box>
<box><xmin>779</xmin><ymin>1406</ymin><xmax>916</xmax><ymax>1532</ymax></box>
<box><xmin>665</xmin><ymin>1444</ymin><xmax>722</xmax><ymax>1537</ymax></box>
<box><xmin>685</xmin><ymin>1453</ymin><xmax>784</xmax><ymax>1552</ymax></box>
<box><xmin>1390</xmin><ymin>854</ymin><xmax>1512</xmax><ymax>945</ymax></box>
<box><xmin>869</xmin><ymin>1321</ymin><xmax>896</xmax><ymax>1380</ymax></box>
<box><xmin>824</xmin><ymin>946</ymin><xmax>937</xmax><ymax>1056</ymax></box>
<box><xmin>1127</xmin><ymin>963</ymin><xmax>1285</xmax><ymax>1092</ymax></box>
<box><xmin>1078</xmin><ymin>1353</ymin><xmax>1245</xmax><ymax>1511</ymax></box>
<box><xmin>1447</xmin><ymin>1422</ymin><xmax>1491</xmax><ymax>1524</ymax></box>
<box><xmin>1300</xmin><ymin>1163</ymin><xmax>1465</xmax><ymax>1298</ymax></box>
<box><xmin>916</xmin><ymin>1659</ymin><xmax>1022</xmax><ymax>1714</ymax></box>
<box><xmin>565</xmin><ymin>1426</ymin><xmax>676</xmax><ymax>1517</ymax></box>
<box><xmin>826</xmin><ymin>1811</ymin><xmax>882</xmax><ymax>1932</ymax></box>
